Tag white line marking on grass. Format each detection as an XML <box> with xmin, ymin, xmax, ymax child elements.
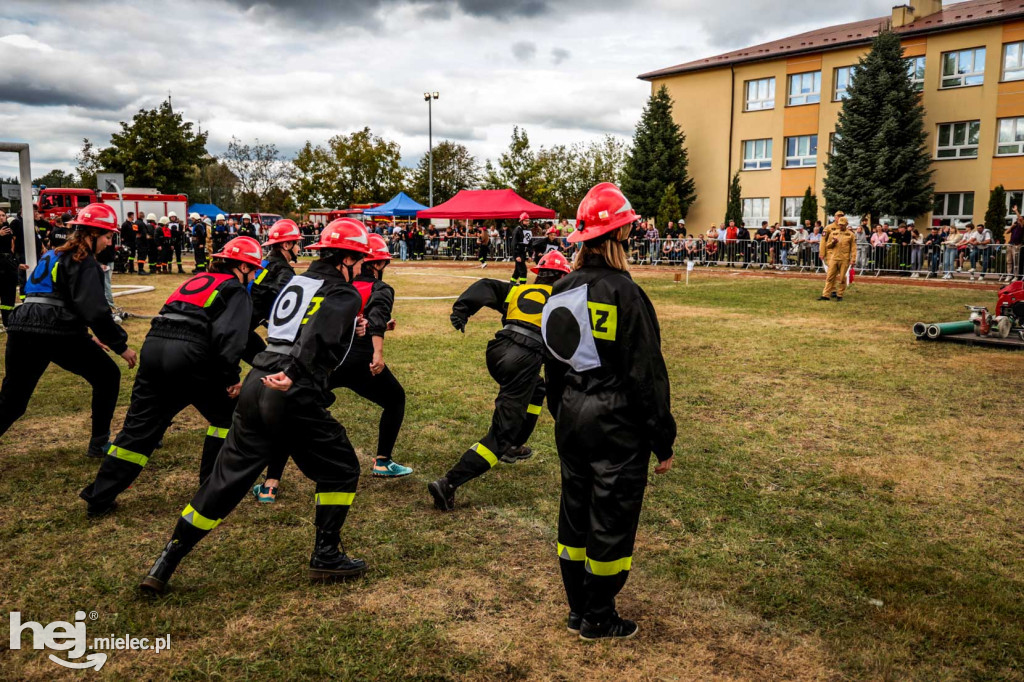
<box><xmin>396</xmin><ymin>296</ymin><xmax>459</xmax><ymax>300</ymax></box>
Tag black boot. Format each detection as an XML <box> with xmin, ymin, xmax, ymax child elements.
<box><xmin>579</xmin><ymin>612</ymin><xmax>639</xmax><ymax>641</ymax></box>
<box><xmin>177</xmin><ymin>264</ymin><xmax>184</xmax><ymax>274</ymax></box>
<box><xmin>140</xmin><ymin>520</ymin><xmax>207</xmax><ymax>595</ymax></box>
<box><xmin>499</xmin><ymin>445</ymin><xmax>533</xmax><ymax>464</ymax></box>
<box><xmin>308</xmin><ymin>528</ymin><xmax>366</xmax><ymax>581</ymax></box>
<box><xmin>86</xmin><ymin>433</ymin><xmax>110</xmax><ymax>459</ymax></box>
<box><xmin>427</xmin><ymin>477</ymin><xmax>456</xmax><ymax>511</ymax></box>
<box><xmin>567</xmin><ymin>611</ymin><xmax>583</xmax><ymax>634</ymax></box>
<box><xmin>137</xmin><ymin>262</ymin><xmax>149</xmax><ymax>276</ymax></box>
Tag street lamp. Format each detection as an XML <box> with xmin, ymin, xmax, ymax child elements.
<box><xmin>424</xmin><ymin>91</ymin><xmax>439</xmax><ymax>206</ymax></box>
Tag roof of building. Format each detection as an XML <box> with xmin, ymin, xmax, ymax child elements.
<box><xmin>639</xmin><ymin>0</ymin><xmax>1024</xmax><ymax>80</ymax></box>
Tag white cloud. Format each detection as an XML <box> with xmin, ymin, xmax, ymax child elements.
<box><xmin>0</xmin><ymin>0</ymin><xmax>896</xmax><ymax>182</ymax></box>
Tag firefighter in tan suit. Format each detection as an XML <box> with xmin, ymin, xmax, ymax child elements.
<box><xmin>819</xmin><ymin>211</ymin><xmax>844</xmax><ymax>263</ymax></box>
<box><xmin>818</xmin><ymin>217</ymin><xmax>856</xmax><ymax>301</ymax></box>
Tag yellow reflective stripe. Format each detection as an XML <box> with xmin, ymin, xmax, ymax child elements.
<box><xmin>557</xmin><ymin>543</ymin><xmax>586</xmax><ymax>562</ymax></box>
<box><xmin>0</xmin><ymin>304</ymin><xmax>13</xmax><ymax>311</ymax></box>
<box><xmin>181</xmin><ymin>504</ymin><xmax>221</xmax><ymax>530</ymax></box>
<box><xmin>50</xmin><ymin>261</ymin><xmax>59</xmax><ymax>282</ymax></box>
<box><xmin>315</xmin><ymin>492</ymin><xmax>355</xmax><ymax>506</ymax></box>
<box><xmin>110</xmin><ymin>445</ymin><xmax>148</xmax><ymax>467</ymax></box>
<box><xmin>527</xmin><ymin>404</ymin><xmax>542</xmax><ymax>415</ymax></box>
<box><xmin>206</xmin><ymin>426</ymin><xmax>229</xmax><ymax>439</ymax></box>
<box><xmin>203</xmin><ymin>289</ymin><xmax>219</xmax><ymax>308</ymax></box>
<box><xmin>471</xmin><ymin>442</ymin><xmax>498</xmax><ymax>468</ymax></box>
<box><xmin>585</xmin><ymin>556</ymin><xmax>633</xmax><ymax>576</ymax></box>
<box><xmin>254</xmin><ymin>269</ymin><xmax>268</xmax><ymax>284</ymax></box>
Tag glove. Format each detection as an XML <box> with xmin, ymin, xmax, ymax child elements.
<box><xmin>450</xmin><ymin>315</ymin><xmax>466</xmax><ymax>333</ymax></box>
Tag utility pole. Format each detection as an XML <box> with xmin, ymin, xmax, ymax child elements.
<box><xmin>424</xmin><ymin>92</ymin><xmax>439</xmax><ymax>206</ymax></box>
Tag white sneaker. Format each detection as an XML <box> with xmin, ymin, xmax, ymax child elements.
<box><xmin>943</xmin><ymin>274</ymin><xmax>952</xmax><ymax>280</ymax></box>
<box><xmin>910</xmin><ymin>273</ymin><xmax>919</xmax><ymax>279</ymax></box>
<box><xmin>480</xmin><ymin>263</ymin><xmax>487</xmax><ymax>268</ymax></box>
<box><xmin>978</xmin><ymin>274</ymin><xmax>985</xmax><ymax>281</ymax></box>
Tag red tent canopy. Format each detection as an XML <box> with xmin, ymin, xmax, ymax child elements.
<box><xmin>417</xmin><ymin>189</ymin><xmax>556</xmax><ymax>220</ymax></box>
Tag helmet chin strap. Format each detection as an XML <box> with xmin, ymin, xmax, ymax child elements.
<box><xmin>341</xmin><ymin>261</ymin><xmax>357</xmax><ymax>282</ymax></box>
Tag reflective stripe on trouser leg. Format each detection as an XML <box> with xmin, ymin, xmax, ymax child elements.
<box><xmin>206</xmin><ymin>426</ymin><xmax>229</xmax><ymax>439</ymax></box>
<box><xmin>181</xmin><ymin>503</ymin><xmax>222</xmax><ymax>530</ymax></box>
<box><xmin>315</xmin><ymin>492</ymin><xmax>355</xmax><ymax>506</ymax></box>
<box><xmin>470</xmin><ymin>442</ymin><xmax>498</xmax><ymax>467</ymax></box>
<box><xmin>557</xmin><ymin>543</ymin><xmax>586</xmax><ymax>562</ymax></box>
<box><xmin>109</xmin><ymin>445</ymin><xmax>149</xmax><ymax>467</ymax></box>
<box><xmin>585</xmin><ymin>555</ymin><xmax>633</xmax><ymax>576</ymax></box>
<box><xmin>200</xmin><ymin>425</ymin><xmax>230</xmax><ymax>487</ymax></box>
<box><xmin>526</xmin><ymin>404</ymin><xmax>542</xmax><ymax>415</ymax></box>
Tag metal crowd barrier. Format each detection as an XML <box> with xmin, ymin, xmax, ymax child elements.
<box><xmin>291</xmin><ymin>234</ymin><xmax>1024</xmax><ymax>281</ymax></box>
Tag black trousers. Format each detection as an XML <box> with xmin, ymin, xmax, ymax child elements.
<box><xmin>444</xmin><ymin>334</ymin><xmax>544</xmax><ymax>488</ymax></box>
<box><xmin>173</xmin><ymin>238</ymin><xmax>182</xmax><ymax>265</ymax></box>
<box><xmin>79</xmin><ymin>336</ymin><xmax>236</xmax><ymax>510</ymax></box>
<box><xmin>555</xmin><ymin>388</ymin><xmax>649</xmax><ymax>623</ymax></box>
<box><xmin>512</xmin><ymin>258</ymin><xmax>528</xmax><ymax>284</ymax></box>
<box><xmin>193</xmin><ymin>243</ymin><xmax>207</xmax><ymax>272</ymax></box>
<box><xmin>125</xmin><ymin>241</ymin><xmax>136</xmax><ymax>268</ymax></box>
<box><xmin>0</xmin><ymin>255</ymin><xmax>18</xmax><ymax>326</ymax></box>
<box><xmin>136</xmin><ymin>243</ymin><xmax>149</xmax><ymax>270</ymax></box>
<box><xmin>0</xmin><ymin>331</ymin><xmax>121</xmax><ymax>444</ymax></box>
<box><xmin>478</xmin><ymin>244</ymin><xmax>490</xmax><ymax>263</ymax></box>
<box><xmin>168</xmin><ymin>368</ymin><xmax>361</xmax><ymax>556</ymax></box>
<box><xmin>328</xmin><ymin>351</ymin><xmax>406</xmax><ymax>463</ymax></box>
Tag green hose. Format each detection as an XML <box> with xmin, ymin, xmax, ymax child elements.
<box><xmin>926</xmin><ymin>321</ymin><xmax>975</xmax><ymax>339</ymax></box>
<box><xmin>913</xmin><ymin>322</ymin><xmax>928</xmax><ymax>337</ymax></box>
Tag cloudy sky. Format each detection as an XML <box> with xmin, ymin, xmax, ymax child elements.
<box><xmin>0</xmin><ymin>0</ymin><xmax>896</xmax><ymax>182</ymax></box>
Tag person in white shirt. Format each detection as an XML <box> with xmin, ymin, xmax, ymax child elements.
<box><xmin>942</xmin><ymin>225</ymin><xmax>964</xmax><ymax>279</ymax></box>
<box><xmin>969</xmin><ymin>223</ymin><xmax>993</xmax><ymax>280</ymax></box>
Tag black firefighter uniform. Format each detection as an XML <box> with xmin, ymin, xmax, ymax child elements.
<box><xmin>542</xmin><ymin>254</ymin><xmax>676</xmax><ymax>623</ymax></box>
<box><xmin>443</xmin><ymin>278</ymin><xmax>553</xmax><ymax>489</ymax></box>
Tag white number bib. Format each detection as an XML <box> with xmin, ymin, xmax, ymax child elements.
<box><xmin>267</xmin><ymin>276</ymin><xmax>324</xmax><ymax>343</ymax></box>
<box><xmin>542</xmin><ymin>284</ymin><xmax>601</xmax><ymax>372</ymax></box>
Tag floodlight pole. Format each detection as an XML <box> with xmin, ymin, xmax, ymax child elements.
<box><xmin>0</xmin><ymin>142</ymin><xmax>36</xmax><ymax>271</ymax></box>
<box><xmin>424</xmin><ymin>91</ymin><xmax>439</xmax><ymax>207</ymax></box>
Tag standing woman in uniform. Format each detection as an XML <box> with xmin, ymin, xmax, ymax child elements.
<box><xmin>0</xmin><ymin>203</ymin><xmax>137</xmax><ymax>457</ymax></box>
<box><xmin>0</xmin><ymin>208</ymin><xmax>21</xmax><ymax>327</ymax></box>
<box><xmin>427</xmin><ymin>249</ymin><xmax>571</xmax><ymax>511</ymax></box>
<box><xmin>79</xmin><ymin>237</ymin><xmax>261</xmax><ymax>517</ymax></box>
<box><xmin>542</xmin><ymin>183</ymin><xmax>676</xmax><ymax>640</ymax></box>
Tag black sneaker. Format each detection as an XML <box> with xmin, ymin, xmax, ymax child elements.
<box><xmin>308</xmin><ymin>553</ymin><xmax>367</xmax><ymax>582</ymax></box>
<box><xmin>499</xmin><ymin>445</ymin><xmax>533</xmax><ymax>464</ymax></box>
<box><xmin>816</xmin><ymin>296</ymin><xmax>830</xmax><ymax>301</ymax></box>
<box><xmin>86</xmin><ymin>440</ymin><xmax>110</xmax><ymax>459</ymax></box>
<box><xmin>835</xmin><ymin>296</ymin><xmax>843</xmax><ymax>302</ymax></box>
<box><xmin>579</xmin><ymin>613</ymin><xmax>639</xmax><ymax>641</ymax></box>
<box><xmin>427</xmin><ymin>478</ymin><xmax>455</xmax><ymax>511</ymax></box>
<box><xmin>567</xmin><ymin>611</ymin><xmax>583</xmax><ymax>634</ymax></box>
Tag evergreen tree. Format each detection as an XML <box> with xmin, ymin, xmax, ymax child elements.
<box><xmin>824</xmin><ymin>30</ymin><xmax>933</xmax><ymax>222</ymax></box>
<box><xmin>984</xmin><ymin>185</ymin><xmax>1007</xmax><ymax>243</ymax></box>
<box><xmin>656</xmin><ymin>183</ymin><xmax>682</xmax><ymax>234</ymax></box>
<box><xmin>800</xmin><ymin>186</ymin><xmax>819</xmax><ymax>225</ymax></box>
<box><xmin>621</xmin><ymin>85</ymin><xmax>696</xmax><ymax>219</ymax></box>
<box><xmin>96</xmin><ymin>100</ymin><xmax>208</xmax><ymax>192</ymax></box>
<box><xmin>724</xmin><ymin>172</ymin><xmax>742</xmax><ymax>226</ymax></box>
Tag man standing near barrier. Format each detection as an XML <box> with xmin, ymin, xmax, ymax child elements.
<box><xmin>818</xmin><ymin>217</ymin><xmax>855</xmax><ymax>301</ymax></box>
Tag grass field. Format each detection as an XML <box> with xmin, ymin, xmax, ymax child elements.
<box><xmin>1</xmin><ymin>262</ymin><xmax>1022</xmax><ymax>680</ymax></box>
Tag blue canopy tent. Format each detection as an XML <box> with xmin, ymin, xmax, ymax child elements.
<box><xmin>188</xmin><ymin>203</ymin><xmax>227</xmax><ymax>219</ymax></box>
<box><xmin>363</xmin><ymin>192</ymin><xmax>428</xmax><ymax>218</ymax></box>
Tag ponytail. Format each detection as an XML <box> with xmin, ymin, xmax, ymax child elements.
<box><xmin>572</xmin><ymin>224</ymin><xmax>631</xmax><ymax>272</ymax></box>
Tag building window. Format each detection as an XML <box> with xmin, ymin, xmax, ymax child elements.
<box><xmin>932</xmin><ymin>192</ymin><xmax>975</xmax><ymax>225</ymax></box>
<box><xmin>941</xmin><ymin>47</ymin><xmax>986</xmax><ymax>88</ymax></box>
<box><xmin>785</xmin><ymin>135</ymin><xmax>818</xmax><ymax>167</ymax></box>
<box><xmin>787</xmin><ymin>71</ymin><xmax>821</xmax><ymax>106</ymax></box>
<box><xmin>1003</xmin><ymin>42</ymin><xmax>1024</xmax><ymax>81</ymax></box>
<box><xmin>828</xmin><ymin>133</ymin><xmax>840</xmax><ymax>156</ymax></box>
<box><xmin>782</xmin><ymin>197</ymin><xmax>804</xmax><ymax>227</ymax></box>
<box><xmin>742</xmin><ymin>198</ymin><xmax>770</xmax><ymax>227</ymax></box>
<box><xmin>936</xmin><ymin>121</ymin><xmax>980</xmax><ymax>158</ymax></box>
<box><xmin>742</xmin><ymin>139</ymin><xmax>773</xmax><ymax>170</ymax></box>
<box><xmin>1005</xmin><ymin>191</ymin><xmax>1024</xmax><ymax>225</ymax></box>
<box><xmin>906</xmin><ymin>56</ymin><xmax>926</xmax><ymax>91</ymax></box>
<box><xmin>834</xmin><ymin>66</ymin><xmax>855</xmax><ymax>100</ymax></box>
<box><xmin>997</xmin><ymin>117</ymin><xmax>1024</xmax><ymax>156</ymax></box>
<box><xmin>745</xmin><ymin>78</ymin><xmax>775</xmax><ymax>111</ymax></box>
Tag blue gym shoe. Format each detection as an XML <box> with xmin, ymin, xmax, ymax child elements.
<box><xmin>251</xmin><ymin>484</ymin><xmax>278</xmax><ymax>503</ymax></box>
<box><xmin>372</xmin><ymin>459</ymin><xmax>413</xmax><ymax>478</ymax></box>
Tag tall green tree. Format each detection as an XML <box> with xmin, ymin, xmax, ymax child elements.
<box><xmin>656</xmin><ymin>183</ymin><xmax>682</xmax><ymax>233</ymax></box>
<box><xmin>824</xmin><ymin>30</ymin><xmax>933</xmax><ymax>222</ymax></box>
<box><xmin>800</xmin><ymin>186</ymin><xmax>819</xmax><ymax>225</ymax></box>
<box><xmin>96</xmin><ymin>100</ymin><xmax>208</xmax><ymax>192</ymax></box>
<box><xmin>75</xmin><ymin>138</ymin><xmax>100</xmax><ymax>189</ymax></box>
<box><xmin>620</xmin><ymin>85</ymin><xmax>696</xmax><ymax>220</ymax></box>
<box><xmin>535</xmin><ymin>135</ymin><xmax>631</xmax><ymax>217</ymax></box>
<box><xmin>223</xmin><ymin>138</ymin><xmax>291</xmax><ymax>212</ymax></box>
<box><xmin>984</xmin><ymin>185</ymin><xmax>1008</xmax><ymax>243</ymax></box>
<box><xmin>724</xmin><ymin>172</ymin><xmax>742</xmax><ymax>226</ymax></box>
<box><xmin>411</xmin><ymin>140</ymin><xmax>480</xmax><ymax>206</ymax></box>
<box><xmin>290</xmin><ymin>128</ymin><xmax>405</xmax><ymax>209</ymax></box>
<box><xmin>483</xmin><ymin>126</ymin><xmax>542</xmax><ymax>201</ymax></box>
<box><xmin>33</xmin><ymin>169</ymin><xmax>77</xmax><ymax>188</ymax></box>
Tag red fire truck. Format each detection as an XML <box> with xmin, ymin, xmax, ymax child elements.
<box><xmin>36</xmin><ymin>187</ymin><xmax>188</xmax><ymax>223</ymax></box>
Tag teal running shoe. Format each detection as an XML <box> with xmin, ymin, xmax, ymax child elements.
<box><xmin>251</xmin><ymin>484</ymin><xmax>278</xmax><ymax>503</ymax></box>
<box><xmin>372</xmin><ymin>459</ymin><xmax>413</xmax><ymax>478</ymax></box>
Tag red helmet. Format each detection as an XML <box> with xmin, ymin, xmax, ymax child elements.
<box><xmin>531</xmin><ymin>250</ymin><xmax>572</xmax><ymax>274</ymax></box>
<box><xmin>265</xmin><ymin>219</ymin><xmax>302</xmax><ymax>246</ymax></box>
<box><xmin>546</xmin><ymin>226</ymin><xmax>560</xmax><ymax>236</ymax></box>
<box><xmin>519</xmin><ymin>212</ymin><xmax>530</xmax><ymax>221</ymax></box>
<box><xmin>364</xmin><ymin>233</ymin><xmax>392</xmax><ymax>263</ymax></box>
<box><xmin>307</xmin><ymin>218</ymin><xmax>372</xmax><ymax>255</ymax></box>
<box><xmin>70</xmin><ymin>203</ymin><xmax>120</xmax><ymax>233</ymax></box>
<box><xmin>568</xmin><ymin>182</ymin><xmax>638</xmax><ymax>244</ymax></box>
<box><xmin>211</xmin><ymin>236</ymin><xmax>263</xmax><ymax>268</ymax></box>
